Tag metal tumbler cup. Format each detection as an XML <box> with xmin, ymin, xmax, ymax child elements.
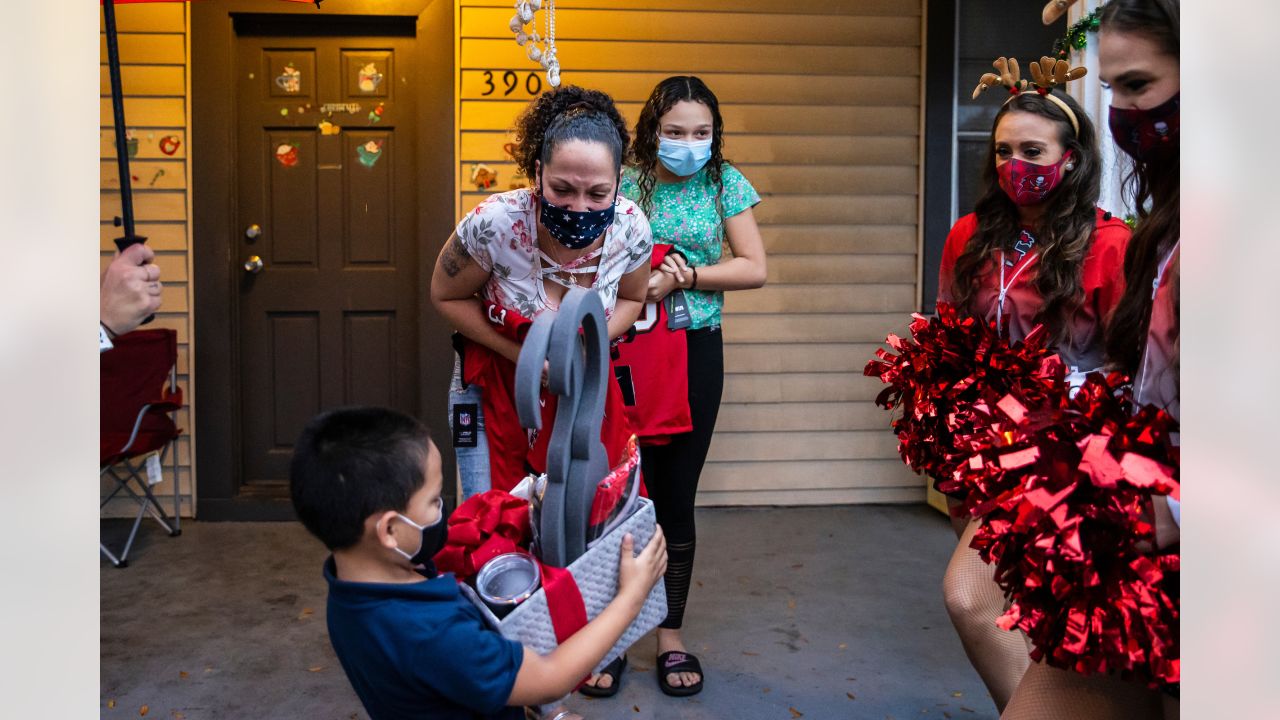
<box><xmin>475</xmin><ymin>553</ymin><xmax>541</xmax><ymax>619</ymax></box>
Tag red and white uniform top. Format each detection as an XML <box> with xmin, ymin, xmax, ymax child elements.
<box><xmin>938</xmin><ymin>208</ymin><xmax>1131</xmax><ymax>373</ymax></box>
<box><xmin>1133</xmin><ymin>241</ymin><xmax>1180</xmax><ymax>424</ymax></box>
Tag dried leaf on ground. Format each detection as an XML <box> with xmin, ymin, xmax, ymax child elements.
<box><xmin>951</xmin><ymin>691</ymin><xmax>963</xmax><ymax>698</ymax></box>
<box><xmin>761</xmin><ymin>688</ymin><xmax>771</xmax><ymax>694</ymax></box>
<box><xmin>298</xmin><ymin>608</ymin><xmax>316</xmax><ymax>620</ymax></box>
<box><xmin>139</xmin><ymin>706</ymin><xmax>149</xmax><ymax>717</ymax></box>
<box><xmin>847</xmin><ymin>693</ymin><xmax>856</xmax><ymax>700</ymax></box>
<box><xmin>789</xmin><ymin>707</ymin><xmax>803</xmax><ymax>718</ymax></box>
<box><xmin>171</xmin><ymin>712</ymin><xmax>185</xmax><ymax>719</ymax></box>
<box><xmin>787</xmin><ymin>598</ymin><xmax>797</xmax><ymax>610</ymax></box>
<box><xmin>107</xmin><ymin>699</ymin><xmax>116</xmax><ymax>709</ymax></box>
<box><xmin>308</xmin><ymin>666</ymin><xmax>325</xmax><ymax>673</ymax></box>
<box><xmin>943</xmin><ymin>713</ymin><xmax>952</xmax><ymax>719</ymax></box>
<box><xmin>791</xmin><ymin>563</ymin><xmax>804</xmax><ymax>569</ymax></box>
<box><xmin>741</xmin><ymin>650</ymin><xmax>759</xmax><ymax>656</ymax></box>
<box><xmin>178</xmin><ymin>671</ymin><xmax>189</xmax><ymax>679</ymax></box>
<box><xmin>632</xmin><ymin>706</ymin><xmax>640</xmax><ymax>713</ymax></box>
<box><xmin>838</xmin><ymin>643</ymin><xmax>848</xmax><ymax>650</ymax></box>
<box><xmin>960</xmin><ymin>707</ymin><xmax>976</xmax><ymax>713</ymax></box>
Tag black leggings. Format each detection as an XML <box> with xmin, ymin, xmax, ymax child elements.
<box><xmin>640</xmin><ymin>326</ymin><xmax>723</xmax><ymax>630</ymax></box>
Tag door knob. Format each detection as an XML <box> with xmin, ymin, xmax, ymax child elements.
<box><xmin>244</xmin><ymin>255</ymin><xmax>264</xmax><ymax>274</ymax></box>
<box><xmin>245</xmin><ymin>224</ymin><xmax>262</xmax><ymax>240</ymax></box>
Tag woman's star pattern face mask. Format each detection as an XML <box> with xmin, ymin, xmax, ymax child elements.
<box><xmin>538</xmin><ymin>177</ymin><xmax>617</xmax><ymax>250</ymax></box>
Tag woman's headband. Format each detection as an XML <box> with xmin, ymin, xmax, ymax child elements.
<box><xmin>972</xmin><ymin>56</ymin><xmax>1087</xmax><ymax>135</ymax></box>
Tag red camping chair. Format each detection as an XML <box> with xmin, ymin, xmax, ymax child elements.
<box><xmin>101</xmin><ymin>329</ymin><xmax>184</xmax><ymax>567</ymax></box>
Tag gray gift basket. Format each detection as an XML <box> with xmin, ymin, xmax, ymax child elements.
<box><xmin>460</xmin><ymin>288</ymin><xmax>666</xmax><ymax>673</ymax></box>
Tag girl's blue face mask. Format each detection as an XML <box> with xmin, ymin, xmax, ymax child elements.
<box><xmin>657</xmin><ymin>136</ymin><xmax>712</xmax><ymax>177</ymax></box>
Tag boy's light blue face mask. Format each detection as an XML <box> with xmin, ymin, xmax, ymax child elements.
<box><xmin>657</xmin><ymin>136</ymin><xmax>712</xmax><ymax>178</ymax></box>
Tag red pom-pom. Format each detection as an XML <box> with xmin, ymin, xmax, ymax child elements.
<box><xmin>867</xmin><ymin>305</ymin><xmax>1180</xmax><ymax>686</ymax></box>
<box><xmin>863</xmin><ymin>301</ymin><xmax>1056</xmax><ymax>498</ymax></box>
<box><xmin>967</xmin><ymin>373</ymin><xmax>1180</xmax><ymax>686</ymax></box>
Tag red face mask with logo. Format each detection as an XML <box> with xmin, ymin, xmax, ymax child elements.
<box><xmin>996</xmin><ymin>151</ymin><xmax>1073</xmax><ymax>206</ymax></box>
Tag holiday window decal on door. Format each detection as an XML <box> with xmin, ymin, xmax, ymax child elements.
<box><xmin>276</xmin><ymin>63</ymin><xmax>301</xmax><ymax>94</ymax></box>
<box><xmin>356</xmin><ymin>140</ymin><xmax>384</xmax><ymax>168</ymax></box>
<box><xmin>357</xmin><ymin>63</ymin><xmax>383</xmax><ymax>93</ymax></box>
<box><xmin>275</xmin><ymin>142</ymin><xmax>300</xmax><ymax>167</ymax></box>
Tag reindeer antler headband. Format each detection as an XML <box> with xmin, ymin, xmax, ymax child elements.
<box><xmin>971</xmin><ymin>56</ymin><xmax>1088</xmax><ymax>135</ymax></box>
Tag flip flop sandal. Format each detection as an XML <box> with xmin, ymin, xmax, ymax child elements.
<box><xmin>657</xmin><ymin>650</ymin><xmax>704</xmax><ymax>697</ymax></box>
<box><xmin>578</xmin><ymin>653</ymin><xmax>627</xmax><ymax>698</ymax></box>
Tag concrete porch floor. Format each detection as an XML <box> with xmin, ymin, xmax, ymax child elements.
<box><xmin>101</xmin><ymin>505</ymin><xmax>996</xmax><ymax>720</ymax></box>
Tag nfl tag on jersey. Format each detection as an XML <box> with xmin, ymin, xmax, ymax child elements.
<box><xmin>665</xmin><ymin>290</ymin><xmax>692</xmax><ymax>330</ymax></box>
<box><xmin>452</xmin><ymin>403</ymin><xmax>479</xmax><ymax>448</ymax></box>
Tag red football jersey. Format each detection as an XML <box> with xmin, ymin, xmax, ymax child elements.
<box><xmin>613</xmin><ymin>244</ymin><xmax>693</xmax><ymax>445</ymax></box>
<box><xmin>460</xmin><ymin>300</ymin><xmax>633</xmax><ymax>491</ymax></box>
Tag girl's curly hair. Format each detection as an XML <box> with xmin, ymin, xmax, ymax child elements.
<box><xmin>505</xmin><ymin>85</ymin><xmax>630</xmax><ymax>185</ymax></box>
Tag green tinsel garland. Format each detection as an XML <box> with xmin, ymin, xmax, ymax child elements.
<box><xmin>1052</xmin><ymin>9</ymin><xmax>1102</xmax><ymax>59</ymax></box>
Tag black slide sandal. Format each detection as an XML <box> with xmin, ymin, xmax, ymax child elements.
<box><xmin>578</xmin><ymin>654</ymin><xmax>627</xmax><ymax>698</ymax></box>
<box><xmin>657</xmin><ymin>651</ymin><xmax>704</xmax><ymax>697</ymax></box>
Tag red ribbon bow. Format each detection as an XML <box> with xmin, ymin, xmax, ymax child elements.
<box><xmin>433</xmin><ymin>490</ymin><xmax>531</xmax><ymax>582</ymax></box>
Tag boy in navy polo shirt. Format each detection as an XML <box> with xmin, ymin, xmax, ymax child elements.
<box><xmin>289</xmin><ymin>407</ymin><xmax>667</xmax><ymax>720</ymax></box>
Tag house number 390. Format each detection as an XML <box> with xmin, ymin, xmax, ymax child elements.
<box><xmin>480</xmin><ymin>70</ymin><xmax>543</xmax><ymax>97</ymax></box>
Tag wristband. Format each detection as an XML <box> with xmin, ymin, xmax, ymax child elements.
<box><xmin>689</xmin><ymin>266</ymin><xmax>698</xmax><ymax>290</ymax></box>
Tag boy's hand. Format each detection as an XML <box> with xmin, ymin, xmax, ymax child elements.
<box><xmin>617</xmin><ymin>525</ymin><xmax>667</xmax><ymax>605</ymax></box>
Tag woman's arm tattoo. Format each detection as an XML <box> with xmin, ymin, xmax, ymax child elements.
<box><xmin>441</xmin><ymin>235</ymin><xmax>472</xmax><ymax>278</ymax></box>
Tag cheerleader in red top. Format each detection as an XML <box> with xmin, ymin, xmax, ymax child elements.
<box><xmin>1002</xmin><ymin>2</ymin><xmax>1181</xmax><ymax>719</ymax></box>
<box><xmin>938</xmin><ymin>59</ymin><xmax>1130</xmax><ymax>715</ymax></box>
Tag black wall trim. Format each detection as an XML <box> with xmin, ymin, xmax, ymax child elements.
<box><xmin>231</xmin><ymin>13</ymin><xmax>417</xmax><ymax>37</ymax></box>
<box><xmin>921</xmin><ymin>0</ymin><xmax>957</xmax><ymax>313</ymax></box>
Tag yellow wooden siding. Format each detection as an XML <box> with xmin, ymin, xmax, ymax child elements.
<box><xmin>100</xmin><ymin>4</ymin><xmax>195</xmax><ymax>517</ymax></box>
<box><xmin>457</xmin><ymin>0</ymin><xmax>922</xmax><ymax>505</ymax></box>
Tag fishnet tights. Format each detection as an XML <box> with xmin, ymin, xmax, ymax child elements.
<box><xmin>943</xmin><ymin>518</ymin><xmax>1031</xmax><ymax>712</ymax></box>
<box><xmin>1002</xmin><ymin>661</ymin><xmax>1164</xmax><ymax>719</ymax></box>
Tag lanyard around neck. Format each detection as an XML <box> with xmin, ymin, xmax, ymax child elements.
<box><xmin>996</xmin><ymin>250</ymin><xmax>1038</xmax><ymax>332</ymax></box>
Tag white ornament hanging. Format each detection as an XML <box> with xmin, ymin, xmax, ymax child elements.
<box><xmin>503</xmin><ymin>0</ymin><xmax>560</xmax><ymax>88</ymax></box>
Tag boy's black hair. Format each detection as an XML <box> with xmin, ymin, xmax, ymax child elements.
<box><xmin>289</xmin><ymin>406</ymin><xmax>432</xmax><ymax>551</ymax></box>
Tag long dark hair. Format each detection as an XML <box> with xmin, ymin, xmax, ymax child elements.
<box><xmin>629</xmin><ymin>76</ymin><xmax>727</xmax><ymax>215</ymax></box>
<box><xmin>506</xmin><ymin>85</ymin><xmax>630</xmax><ymax>183</ymax></box>
<box><xmin>950</xmin><ymin>91</ymin><xmax>1102</xmax><ymax>345</ymax></box>
<box><xmin>1100</xmin><ymin>0</ymin><xmax>1181</xmax><ymax>374</ymax></box>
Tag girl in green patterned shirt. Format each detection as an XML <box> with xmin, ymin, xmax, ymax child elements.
<box><xmin>584</xmin><ymin>76</ymin><xmax>766</xmax><ymax>699</ymax></box>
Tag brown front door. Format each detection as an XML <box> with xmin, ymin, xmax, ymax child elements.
<box><xmin>233</xmin><ymin>30</ymin><xmax>418</xmax><ymax>489</ymax></box>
